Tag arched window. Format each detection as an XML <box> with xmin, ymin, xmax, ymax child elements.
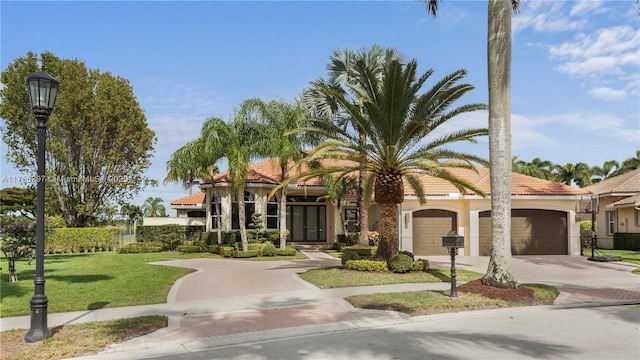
<box><xmin>232</xmin><ymin>191</ymin><xmax>255</xmax><ymax>230</ymax></box>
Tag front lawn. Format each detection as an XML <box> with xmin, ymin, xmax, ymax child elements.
<box><xmin>0</xmin><ymin>252</ymin><xmax>217</xmax><ymax>317</ymax></box>
<box><xmin>299</xmin><ymin>266</ymin><xmax>483</xmax><ymax>288</ymax></box>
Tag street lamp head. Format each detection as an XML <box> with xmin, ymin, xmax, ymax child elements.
<box><xmin>26</xmin><ymin>66</ymin><xmax>59</xmax><ymax>116</ymax></box>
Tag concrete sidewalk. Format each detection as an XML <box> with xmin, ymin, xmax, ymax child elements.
<box><xmin>1</xmin><ymin>251</ymin><xmax>639</xmax><ymax>359</ymax></box>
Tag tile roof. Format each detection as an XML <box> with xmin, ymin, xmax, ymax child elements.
<box><xmin>583</xmin><ymin>168</ymin><xmax>640</xmax><ymax>195</ymax></box>
<box><xmin>404</xmin><ymin>167</ymin><xmax>590</xmax><ymax>196</ymax></box>
<box><xmin>197</xmin><ymin>158</ymin><xmax>588</xmax><ymax>197</ymax></box>
<box><xmin>608</xmin><ymin>193</ymin><xmax>640</xmax><ymax>208</ymax></box>
<box><xmin>170</xmin><ymin>191</ymin><xmax>206</xmax><ymax>206</ymax></box>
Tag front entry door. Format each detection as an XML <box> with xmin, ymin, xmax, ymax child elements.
<box><xmin>287</xmin><ymin>205</ymin><xmax>326</xmax><ymax>242</ymax></box>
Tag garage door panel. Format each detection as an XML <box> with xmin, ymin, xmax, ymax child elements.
<box><xmin>479</xmin><ymin>209</ymin><xmax>567</xmax><ymax>256</ymax></box>
<box><xmin>413</xmin><ymin>210</ymin><xmax>456</xmax><ymax>256</ymax></box>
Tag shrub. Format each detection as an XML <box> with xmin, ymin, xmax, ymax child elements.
<box><xmin>247</xmin><ymin>243</ymin><xmax>263</xmax><ymax>252</ymax></box>
<box><xmin>345</xmin><ymin>259</ymin><xmax>388</xmax><ymax>272</ymax></box>
<box><xmin>613</xmin><ymin>233</ymin><xmax>640</xmax><ymax>251</ymax></box>
<box><xmin>207</xmin><ymin>244</ymin><xmax>220</xmax><ymax>254</ymax></box>
<box><xmin>234</xmin><ymin>250</ymin><xmax>260</xmax><ymax>258</ymax></box>
<box><xmin>275</xmin><ymin>246</ymin><xmax>297</xmax><ymax>256</ymax></box>
<box><xmin>116</xmin><ymin>243</ymin><xmax>163</xmax><ymax>254</ymax></box>
<box><xmin>411</xmin><ymin>259</ymin><xmax>429</xmax><ymax>272</ymax></box>
<box><xmin>46</xmin><ymin>227</ymin><xmax>119</xmax><ymax>253</ymax></box>
<box><xmin>176</xmin><ymin>245</ymin><xmax>205</xmax><ymax>253</ymax></box>
<box><xmin>219</xmin><ymin>246</ymin><xmax>235</xmax><ymax>257</ymax></box>
<box><xmin>399</xmin><ymin>250</ymin><xmax>414</xmax><ymax>260</ymax></box>
<box><xmin>261</xmin><ymin>241</ymin><xmax>277</xmax><ymax>256</ymax></box>
<box><xmin>580</xmin><ymin>220</ymin><xmax>597</xmax><ymax>248</ymax></box>
<box><xmin>341</xmin><ymin>250</ymin><xmax>361</xmax><ymax>265</ymax></box>
<box><xmin>330</xmin><ymin>242</ymin><xmax>345</xmax><ymax>251</ymax></box>
<box><xmin>388</xmin><ymin>254</ymin><xmax>414</xmax><ymax>273</ymax></box>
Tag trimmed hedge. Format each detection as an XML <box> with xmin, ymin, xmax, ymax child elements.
<box><xmin>176</xmin><ymin>244</ymin><xmax>206</xmax><ymax>253</ymax></box>
<box><xmin>341</xmin><ymin>247</ymin><xmax>376</xmax><ymax>265</ymax></box>
<box><xmin>613</xmin><ymin>233</ymin><xmax>640</xmax><ymax>251</ymax></box>
<box><xmin>275</xmin><ymin>246</ymin><xmax>297</xmax><ymax>256</ymax></box>
<box><xmin>116</xmin><ymin>243</ymin><xmax>163</xmax><ymax>254</ymax></box>
<box><xmin>46</xmin><ymin>227</ymin><xmax>119</xmax><ymax>253</ymax></box>
<box><xmin>345</xmin><ymin>259</ymin><xmax>388</xmax><ymax>272</ymax></box>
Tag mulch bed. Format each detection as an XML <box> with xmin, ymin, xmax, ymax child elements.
<box><xmin>458</xmin><ymin>279</ymin><xmax>535</xmax><ymax>303</ymax></box>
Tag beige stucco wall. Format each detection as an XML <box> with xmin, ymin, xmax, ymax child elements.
<box><xmin>594</xmin><ymin>196</ymin><xmax>640</xmax><ymax>249</ymax></box>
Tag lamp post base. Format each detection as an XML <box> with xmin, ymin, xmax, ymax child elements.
<box><xmin>25</xmin><ymin>295</ymin><xmax>50</xmax><ymax>343</ymax></box>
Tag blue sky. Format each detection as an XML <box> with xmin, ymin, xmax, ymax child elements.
<box><xmin>1</xmin><ymin>0</ymin><xmax>639</xmax><ymax>216</ymax></box>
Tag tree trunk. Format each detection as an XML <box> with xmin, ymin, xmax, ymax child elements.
<box><xmin>358</xmin><ymin>170</ymin><xmax>370</xmax><ymax>246</ymax></box>
<box><xmin>374</xmin><ymin>202</ymin><xmax>399</xmax><ymax>261</ymax></box>
<box><xmin>238</xmin><ymin>189</ymin><xmax>248</xmax><ymax>251</ymax></box>
<box><xmin>279</xmin><ymin>186</ymin><xmax>288</xmax><ymax>249</ymax></box>
<box><xmin>483</xmin><ymin>0</ymin><xmax>518</xmax><ymax>289</ymax></box>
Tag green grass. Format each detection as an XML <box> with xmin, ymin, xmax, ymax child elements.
<box><xmin>345</xmin><ymin>283</ymin><xmax>558</xmax><ymax>316</ymax></box>
<box><xmin>583</xmin><ymin>249</ymin><xmax>640</xmax><ymax>274</ymax></box>
<box><xmin>0</xmin><ymin>315</ymin><xmax>167</xmax><ymax>360</ymax></box>
<box><xmin>0</xmin><ymin>252</ymin><xmax>218</xmax><ymax>317</ymax></box>
<box><xmin>588</xmin><ymin>249</ymin><xmax>640</xmax><ymax>265</ymax></box>
<box><xmin>299</xmin><ymin>266</ymin><xmax>483</xmax><ymax>289</ymax></box>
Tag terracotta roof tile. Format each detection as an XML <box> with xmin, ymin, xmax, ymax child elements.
<box><xmin>583</xmin><ymin>168</ymin><xmax>640</xmax><ymax>194</ymax></box>
<box><xmin>197</xmin><ymin>158</ymin><xmax>589</xmax><ymax>198</ymax></box>
<box><xmin>170</xmin><ymin>192</ymin><xmax>205</xmax><ymax>206</ymax></box>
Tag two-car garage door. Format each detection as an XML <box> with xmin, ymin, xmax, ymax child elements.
<box><xmin>479</xmin><ymin>209</ymin><xmax>567</xmax><ymax>255</ymax></box>
<box><xmin>412</xmin><ymin>208</ymin><xmax>568</xmax><ymax>256</ymax></box>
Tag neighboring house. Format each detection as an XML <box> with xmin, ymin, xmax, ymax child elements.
<box><xmin>143</xmin><ymin>192</ymin><xmax>206</xmax><ymax>227</ymax></box>
<box><xmin>583</xmin><ymin>169</ymin><xmax>640</xmax><ymax>249</ymax></box>
<box><xmin>166</xmin><ymin>158</ymin><xmax>590</xmax><ymax>256</ymax></box>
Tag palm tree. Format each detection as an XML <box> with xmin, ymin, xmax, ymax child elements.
<box><xmin>422</xmin><ymin>0</ymin><xmax>521</xmax><ymax>289</ymax></box>
<box><xmin>615</xmin><ymin>150</ymin><xmax>640</xmax><ymax>175</ymax></box>
<box><xmin>238</xmin><ymin>98</ymin><xmax>315</xmax><ymax>249</ymax></box>
<box><xmin>285</xmin><ymin>56</ymin><xmax>488</xmax><ymax>261</ymax></box>
<box><xmin>303</xmin><ymin>45</ymin><xmax>405</xmax><ymax>247</ymax></box>
<box><xmin>142</xmin><ymin>197</ymin><xmax>166</xmax><ymax>217</ymax></box>
<box><xmin>120</xmin><ymin>203</ymin><xmax>142</xmax><ymax>233</ymax></box>
<box><xmin>512</xmin><ymin>156</ymin><xmax>553</xmax><ymax>180</ymax></box>
<box><xmin>199</xmin><ymin>106</ymin><xmax>263</xmax><ymax>252</ymax></box>
<box><xmin>318</xmin><ymin>174</ymin><xmax>360</xmax><ymax>236</ymax></box>
<box><xmin>164</xmin><ymin>139</ymin><xmax>218</xmax><ymax>195</ymax></box>
<box><xmin>553</xmin><ymin>162</ymin><xmax>592</xmax><ymax>187</ymax></box>
<box><xmin>591</xmin><ymin>160</ymin><xmax>620</xmax><ymax>183</ymax></box>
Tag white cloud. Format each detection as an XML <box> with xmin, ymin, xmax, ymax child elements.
<box><xmin>569</xmin><ymin>0</ymin><xmax>605</xmax><ymax>17</ymax></box>
<box><xmin>589</xmin><ymin>87</ymin><xmax>627</xmax><ymax>101</ymax></box>
<box><xmin>513</xmin><ymin>1</ymin><xmax>593</xmax><ymax>33</ymax></box>
<box><xmin>548</xmin><ymin>25</ymin><xmax>640</xmax><ymax>101</ymax></box>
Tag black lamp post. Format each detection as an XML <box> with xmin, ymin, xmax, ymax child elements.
<box><xmin>25</xmin><ymin>65</ymin><xmax>59</xmax><ymax>343</ymax></box>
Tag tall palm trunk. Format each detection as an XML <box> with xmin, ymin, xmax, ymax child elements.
<box><xmin>482</xmin><ymin>0</ymin><xmax>518</xmax><ymax>288</ymax></box>
<box><xmin>358</xmin><ymin>131</ymin><xmax>369</xmax><ymax>246</ymax></box>
<box><xmin>238</xmin><ymin>188</ymin><xmax>248</xmax><ymax>251</ymax></box>
<box><xmin>278</xmin><ymin>185</ymin><xmax>288</xmax><ymax>249</ymax></box>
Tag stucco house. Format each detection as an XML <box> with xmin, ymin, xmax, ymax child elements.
<box><xmin>583</xmin><ymin>169</ymin><xmax>640</xmax><ymax>249</ymax></box>
<box><xmin>168</xmin><ymin>158</ymin><xmax>590</xmax><ymax>256</ymax></box>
